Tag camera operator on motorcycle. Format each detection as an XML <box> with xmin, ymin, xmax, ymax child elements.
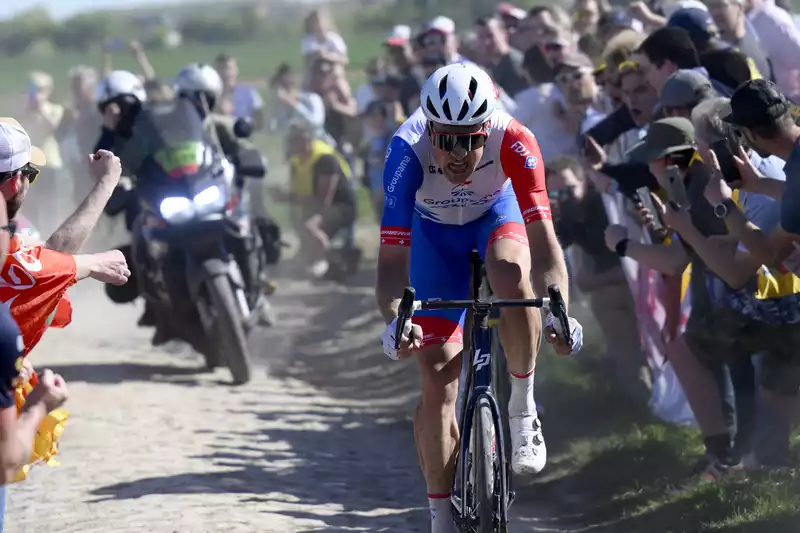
<box><xmin>95</xmin><ymin>65</ymin><xmax>279</xmax><ymax>341</ymax></box>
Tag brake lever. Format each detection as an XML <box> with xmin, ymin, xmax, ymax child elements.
<box><xmin>394</xmin><ymin>287</ymin><xmax>416</xmax><ymax>350</ymax></box>
<box><xmin>547</xmin><ymin>285</ymin><xmax>572</xmax><ymax>349</ymax></box>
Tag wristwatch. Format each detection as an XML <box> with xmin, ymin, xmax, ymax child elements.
<box><xmin>713</xmin><ymin>198</ymin><xmax>737</xmax><ymax>219</ymax></box>
<box><xmin>615</xmin><ymin>238</ymin><xmax>630</xmax><ymax>257</ymax></box>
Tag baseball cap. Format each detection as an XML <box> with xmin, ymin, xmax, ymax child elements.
<box><xmin>424</xmin><ymin>16</ymin><xmax>456</xmax><ymax>36</ymax></box>
<box><xmin>554</xmin><ymin>52</ymin><xmax>595</xmax><ymax>73</ymax></box>
<box><xmin>626</xmin><ymin>117</ymin><xmax>696</xmax><ymax>163</ymax></box>
<box><xmin>660</xmin><ymin>69</ymin><xmax>715</xmax><ymax>108</ymax></box>
<box><xmin>496</xmin><ymin>2</ymin><xmax>526</xmax><ymax>20</ymax></box>
<box><xmin>386</xmin><ymin>25</ymin><xmax>411</xmax><ymax>47</ymax></box>
<box><xmin>667</xmin><ymin>8</ymin><xmax>717</xmax><ymax>42</ymax></box>
<box><xmin>0</xmin><ymin>118</ymin><xmax>46</xmax><ymax>174</ymax></box>
<box><xmin>722</xmin><ymin>78</ymin><xmax>791</xmax><ymax>128</ymax></box>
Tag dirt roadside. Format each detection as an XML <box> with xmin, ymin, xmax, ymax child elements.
<box><xmin>4</xmin><ymin>255</ymin><xmax>566</xmax><ymax>533</ymax></box>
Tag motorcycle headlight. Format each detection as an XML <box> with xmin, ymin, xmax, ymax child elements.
<box><xmin>193</xmin><ymin>184</ymin><xmax>226</xmax><ymax>214</ymax></box>
<box><xmin>159</xmin><ymin>196</ymin><xmax>195</xmax><ymax>224</ymax></box>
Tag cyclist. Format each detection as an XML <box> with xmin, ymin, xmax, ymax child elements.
<box><xmin>376</xmin><ymin>63</ymin><xmax>583</xmax><ymax>533</ymax></box>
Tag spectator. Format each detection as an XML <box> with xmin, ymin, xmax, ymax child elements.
<box><xmin>636</xmin><ymin>27</ymin><xmax>734</xmax><ymax>96</ymax></box>
<box><xmin>301</xmin><ymin>9</ymin><xmax>348</xmax><ymax>66</ymax></box>
<box><xmin>20</xmin><ymin>71</ymin><xmax>65</xmax><ymax>234</ymax></box>
<box><xmin>474</xmin><ymin>16</ymin><xmax>528</xmax><ymax>96</ymax></box>
<box><xmin>546</xmin><ymin>156</ymin><xmax>645</xmax><ymax>391</ymax></box>
<box><xmin>605</xmin><ymin>117</ymin><xmax>757</xmax><ymax>476</ymax></box>
<box><xmin>702</xmin><ymin>0</ymin><xmax>774</xmax><ymax>83</ymax></box>
<box><xmin>383</xmin><ymin>25</ymin><xmax>421</xmax><ymax>116</ymax></box>
<box><xmin>518</xmin><ymin>7</ymin><xmax>564</xmax><ymax>84</ymax></box>
<box><xmin>745</xmin><ymin>0</ymin><xmax>800</xmax><ymax>102</ymax></box>
<box><xmin>619</xmin><ymin>60</ymin><xmax>660</xmax><ymax>127</ymax></box>
<box><xmin>215</xmin><ymin>54</ymin><xmax>265</xmax><ymax>131</ymax></box>
<box><xmin>58</xmin><ymin>65</ymin><xmax>102</xmax><ymax>205</ymax></box>
<box><xmin>572</xmin><ymin>0</ymin><xmax>611</xmax><ymax>37</ymax></box>
<box><xmin>660</xmin><ymin>69</ymin><xmax>717</xmax><ymax>118</ymax></box>
<box><xmin>496</xmin><ymin>2</ymin><xmax>528</xmax><ymax>49</ymax></box>
<box><xmin>269</xmin><ymin>62</ymin><xmax>328</xmax><ymax>147</ymax></box>
<box><xmin>354</xmin><ymin>58</ymin><xmax>384</xmax><ymax>115</ymax></box>
<box><xmin>553</xmin><ymin>52</ymin><xmax>606</xmax><ymax>136</ymax></box>
<box><xmin>597</xmin><ymin>9</ymin><xmax>646</xmax><ymax>43</ymax></box>
<box><xmin>369</xmin><ymin>73</ymin><xmax>406</xmax><ymax>125</ymax></box>
<box><xmin>667</xmin><ymin>8</ymin><xmax>757</xmax><ymax>90</ymax></box>
<box><xmin>406</xmin><ymin>55</ymin><xmax>447</xmax><ymax>112</ymax></box>
<box><xmin>418</xmin><ymin>16</ymin><xmax>471</xmax><ymax>65</ymax></box>
<box><xmin>714</xmin><ymin>79</ymin><xmax>800</xmax><ymax>273</ymax></box>
<box><xmin>361</xmin><ymin>101</ymin><xmax>395</xmax><ymax>221</ymax></box>
<box><xmin>307</xmin><ymin>56</ymin><xmax>357</xmax><ymax>150</ymax></box>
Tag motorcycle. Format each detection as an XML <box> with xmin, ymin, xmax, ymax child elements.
<box><xmin>132</xmin><ymin>130</ymin><xmax>268</xmax><ymax>385</ymax></box>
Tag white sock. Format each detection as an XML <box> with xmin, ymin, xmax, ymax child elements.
<box><xmin>508</xmin><ymin>368</ymin><xmax>536</xmax><ymax>419</ymax></box>
<box><xmin>428</xmin><ymin>493</ymin><xmax>456</xmax><ymax>533</ymax></box>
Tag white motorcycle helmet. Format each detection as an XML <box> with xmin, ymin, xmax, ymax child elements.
<box><xmin>174</xmin><ymin>63</ymin><xmax>223</xmax><ymax>112</ymax></box>
<box><xmin>95</xmin><ymin>70</ymin><xmax>147</xmax><ymax>108</ymax></box>
<box><xmin>420</xmin><ymin>63</ymin><xmax>498</xmax><ymax>127</ymax></box>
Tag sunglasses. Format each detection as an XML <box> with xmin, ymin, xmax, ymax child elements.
<box><xmin>0</xmin><ymin>220</ymin><xmax>16</xmax><ymax>237</ymax></box>
<box><xmin>543</xmin><ymin>42</ymin><xmax>566</xmax><ymax>52</ymax></box>
<box><xmin>0</xmin><ymin>164</ymin><xmax>39</xmax><ymax>185</ymax></box>
<box><xmin>555</xmin><ymin>70</ymin><xmax>587</xmax><ymax>84</ymax></box>
<box><xmin>423</xmin><ymin>35</ymin><xmax>446</xmax><ymax>47</ymax></box>
<box><xmin>428</xmin><ymin>124</ymin><xmax>488</xmax><ymax>152</ymax></box>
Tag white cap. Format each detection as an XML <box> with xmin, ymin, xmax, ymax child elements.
<box><xmin>662</xmin><ymin>0</ymin><xmax>708</xmax><ymax>18</ymax></box>
<box><xmin>425</xmin><ymin>16</ymin><xmax>456</xmax><ymax>36</ymax></box>
<box><xmin>496</xmin><ymin>2</ymin><xmax>526</xmax><ymax>20</ymax></box>
<box><xmin>386</xmin><ymin>25</ymin><xmax>411</xmax><ymax>46</ymax></box>
<box><xmin>0</xmin><ymin>118</ymin><xmax>46</xmax><ymax>174</ymax></box>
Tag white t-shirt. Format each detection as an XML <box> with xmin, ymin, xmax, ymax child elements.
<box><xmin>301</xmin><ymin>31</ymin><xmax>348</xmax><ymax>58</ymax></box>
<box><xmin>231</xmin><ymin>85</ymin><xmax>263</xmax><ymax>120</ymax></box>
<box><xmin>512</xmin><ymin>83</ymin><xmax>578</xmax><ymax>160</ymax></box>
<box><xmin>355</xmin><ymin>83</ymin><xmax>376</xmax><ymax>114</ymax></box>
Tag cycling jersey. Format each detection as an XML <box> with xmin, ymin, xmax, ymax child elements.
<box><xmin>380</xmin><ymin>108</ymin><xmax>550</xmax><ymax>346</ymax></box>
<box><xmin>380</xmin><ymin>108</ymin><xmax>550</xmax><ymax>243</ymax></box>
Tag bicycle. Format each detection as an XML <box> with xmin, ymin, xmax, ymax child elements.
<box><xmin>395</xmin><ymin>251</ymin><xmax>571</xmax><ymax>533</ymax></box>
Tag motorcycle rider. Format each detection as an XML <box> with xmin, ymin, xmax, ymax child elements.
<box><xmin>95</xmin><ymin>65</ymin><xmax>279</xmax><ymax>340</ymax></box>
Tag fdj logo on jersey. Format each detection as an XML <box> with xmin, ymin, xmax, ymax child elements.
<box><xmin>510</xmin><ymin>141</ymin><xmax>530</xmax><ymax>156</ymax></box>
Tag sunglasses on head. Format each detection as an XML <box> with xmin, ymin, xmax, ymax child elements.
<box><xmin>427</xmin><ymin>123</ymin><xmax>488</xmax><ymax>152</ymax></box>
<box><xmin>0</xmin><ymin>163</ymin><xmax>39</xmax><ymax>185</ymax></box>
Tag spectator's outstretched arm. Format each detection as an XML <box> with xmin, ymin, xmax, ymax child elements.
<box><xmin>129</xmin><ymin>40</ymin><xmax>156</xmax><ymax>81</ymax></box>
<box><xmin>45</xmin><ymin>151</ymin><xmax>122</xmax><ymax>253</ymax></box>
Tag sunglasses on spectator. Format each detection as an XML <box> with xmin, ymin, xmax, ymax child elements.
<box><xmin>0</xmin><ymin>164</ymin><xmax>39</xmax><ymax>185</ymax></box>
<box><xmin>555</xmin><ymin>69</ymin><xmax>589</xmax><ymax>84</ymax></box>
<box><xmin>423</xmin><ymin>35</ymin><xmax>446</xmax><ymax>47</ymax></box>
<box><xmin>428</xmin><ymin>124</ymin><xmax>488</xmax><ymax>152</ymax></box>
<box><xmin>543</xmin><ymin>42</ymin><xmax>566</xmax><ymax>52</ymax></box>
<box><xmin>617</xmin><ymin>60</ymin><xmax>640</xmax><ymax>73</ymax></box>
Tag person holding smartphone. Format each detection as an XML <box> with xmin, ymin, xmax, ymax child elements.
<box><xmin>603</xmin><ymin>117</ymin><xmax>757</xmax><ymax>478</ymax></box>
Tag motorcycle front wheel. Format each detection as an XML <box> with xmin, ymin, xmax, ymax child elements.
<box><xmin>205</xmin><ymin>270</ymin><xmax>252</xmax><ymax>385</ymax></box>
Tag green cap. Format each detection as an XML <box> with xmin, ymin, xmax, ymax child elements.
<box><xmin>626</xmin><ymin>117</ymin><xmax>696</xmax><ymax>163</ymax></box>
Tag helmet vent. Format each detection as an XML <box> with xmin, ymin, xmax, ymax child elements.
<box><xmin>425</xmin><ymin>97</ymin><xmax>441</xmax><ymax>119</ymax></box>
<box><xmin>442</xmin><ymin>99</ymin><xmax>453</xmax><ymax>120</ymax></box>
<box><xmin>471</xmin><ymin>100</ymin><xmax>488</xmax><ymax>121</ymax></box>
<box><xmin>468</xmin><ymin>77</ymin><xmax>478</xmax><ymax>100</ymax></box>
<box><xmin>438</xmin><ymin>76</ymin><xmax>448</xmax><ymax>99</ymax></box>
<box><xmin>457</xmin><ymin>100</ymin><xmax>470</xmax><ymax>121</ymax></box>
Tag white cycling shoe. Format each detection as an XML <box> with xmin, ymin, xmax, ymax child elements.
<box><xmin>509</xmin><ymin>413</ymin><xmax>547</xmax><ymax>475</ymax></box>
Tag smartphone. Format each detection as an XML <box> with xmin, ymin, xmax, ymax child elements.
<box><xmin>665</xmin><ymin>165</ymin><xmax>690</xmax><ymax>209</ymax></box>
<box><xmin>636</xmin><ymin>186</ymin><xmax>665</xmax><ymax>233</ymax></box>
<box><xmin>710</xmin><ymin>139</ymin><xmax>741</xmax><ymax>183</ymax></box>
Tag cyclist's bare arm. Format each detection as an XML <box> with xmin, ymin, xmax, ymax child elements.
<box><xmin>528</xmin><ymin>220</ymin><xmax>570</xmax><ymax>311</ymax></box>
<box><xmin>500</xmin><ymin>119</ymin><xmax>570</xmax><ymax>308</ymax></box>
<box><xmin>376</xmin><ymin>245</ymin><xmax>410</xmax><ymax>324</ymax></box>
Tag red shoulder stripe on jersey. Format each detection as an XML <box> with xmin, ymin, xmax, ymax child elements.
<box><xmin>499</xmin><ymin>119</ymin><xmax>552</xmax><ymax>224</ymax></box>
<box><xmin>380</xmin><ymin>226</ymin><xmax>411</xmax><ymax>246</ymax></box>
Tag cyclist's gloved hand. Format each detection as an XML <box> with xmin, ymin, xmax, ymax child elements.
<box><xmin>381</xmin><ymin>317</ymin><xmax>422</xmax><ymax>360</ymax></box>
<box><xmin>545</xmin><ymin>312</ymin><xmax>584</xmax><ymax>356</ymax></box>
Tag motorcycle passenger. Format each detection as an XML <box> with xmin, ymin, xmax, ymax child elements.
<box><xmin>286</xmin><ymin>122</ymin><xmax>361</xmax><ymax>279</ymax></box>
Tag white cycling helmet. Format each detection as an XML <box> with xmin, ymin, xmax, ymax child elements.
<box><xmin>95</xmin><ymin>70</ymin><xmax>147</xmax><ymax>107</ymax></box>
<box><xmin>421</xmin><ymin>63</ymin><xmax>498</xmax><ymax>127</ymax></box>
<box><xmin>174</xmin><ymin>63</ymin><xmax>223</xmax><ymax>103</ymax></box>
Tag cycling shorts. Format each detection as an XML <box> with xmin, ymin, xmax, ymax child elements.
<box><xmin>410</xmin><ymin>186</ymin><xmax>528</xmax><ymax>348</ymax></box>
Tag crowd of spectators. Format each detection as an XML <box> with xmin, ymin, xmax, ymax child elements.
<box><xmin>279</xmin><ymin>0</ymin><xmax>800</xmax><ymax>482</ymax></box>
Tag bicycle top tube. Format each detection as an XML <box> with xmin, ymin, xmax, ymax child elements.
<box><xmin>410</xmin><ymin>297</ymin><xmax>550</xmax><ymax>312</ymax></box>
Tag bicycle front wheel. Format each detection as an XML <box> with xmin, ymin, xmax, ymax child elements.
<box><xmin>472</xmin><ymin>396</ymin><xmax>496</xmax><ymax>533</ymax></box>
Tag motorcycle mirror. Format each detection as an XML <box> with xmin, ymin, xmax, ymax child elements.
<box><xmin>233</xmin><ymin>118</ymin><xmax>253</xmax><ymax>139</ymax></box>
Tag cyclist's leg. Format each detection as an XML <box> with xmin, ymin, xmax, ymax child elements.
<box><xmin>410</xmin><ymin>215</ymin><xmax>472</xmax><ymax>533</ymax></box>
<box><xmin>476</xmin><ymin>188</ymin><xmax>545</xmax><ymax>475</ymax></box>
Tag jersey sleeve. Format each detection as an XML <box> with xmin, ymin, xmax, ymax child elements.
<box><xmin>379</xmin><ymin>136</ymin><xmax>423</xmax><ymax>246</ymax></box>
<box><xmin>499</xmin><ymin>119</ymin><xmax>551</xmax><ymax>224</ymax></box>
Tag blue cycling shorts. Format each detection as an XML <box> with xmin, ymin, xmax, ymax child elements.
<box><xmin>410</xmin><ymin>186</ymin><xmax>528</xmax><ymax>347</ymax></box>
